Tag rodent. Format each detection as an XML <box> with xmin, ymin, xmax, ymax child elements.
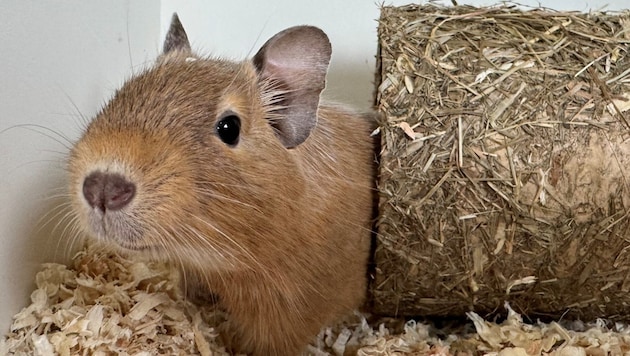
<box><xmin>68</xmin><ymin>13</ymin><xmax>375</xmax><ymax>355</ymax></box>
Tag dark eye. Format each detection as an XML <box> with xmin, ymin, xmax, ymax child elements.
<box><xmin>216</xmin><ymin>114</ymin><xmax>241</xmax><ymax>146</ymax></box>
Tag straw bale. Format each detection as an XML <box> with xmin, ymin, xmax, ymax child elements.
<box><xmin>373</xmin><ymin>3</ymin><xmax>630</xmax><ymax>321</ymax></box>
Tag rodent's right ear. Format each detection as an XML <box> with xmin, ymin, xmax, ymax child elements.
<box><xmin>163</xmin><ymin>13</ymin><xmax>191</xmax><ymax>54</ymax></box>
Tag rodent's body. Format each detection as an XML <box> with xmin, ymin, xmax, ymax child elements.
<box><xmin>69</xmin><ymin>15</ymin><xmax>374</xmax><ymax>355</ymax></box>
<box><xmin>191</xmin><ymin>105</ymin><xmax>374</xmax><ymax>353</ymax></box>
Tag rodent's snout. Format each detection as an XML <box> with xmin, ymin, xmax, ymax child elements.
<box><xmin>82</xmin><ymin>171</ymin><xmax>136</xmax><ymax>212</ymax></box>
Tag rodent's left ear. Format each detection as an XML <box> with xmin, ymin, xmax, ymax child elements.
<box><xmin>163</xmin><ymin>13</ymin><xmax>191</xmax><ymax>54</ymax></box>
<box><xmin>253</xmin><ymin>26</ymin><xmax>332</xmax><ymax>148</ymax></box>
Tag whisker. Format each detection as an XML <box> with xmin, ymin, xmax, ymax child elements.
<box><xmin>12</xmin><ymin>160</ymin><xmax>66</xmax><ymax>172</ymax></box>
<box><xmin>192</xmin><ymin>188</ymin><xmax>264</xmax><ymax>214</ymax></box>
<box><xmin>57</xmin><ymin>85</ymin><xmax>94</xmax><ymax>132</ymax></box>
<box><xmin>191</xmin><ymin>181</ymin><xmax>251</xmax><ymax>189</ymax></box>
<box><xmin>125</xmin><ymin>3</ymin><xmax>134</xmax><ymax>75</ymax></box>
<box><xmin>61</xmin><ymin>214</ymin><xmax>86</xmax><ymax>262</ymax></box>
<box><xmin>54</xmin><ymin>209</ymin><xmax>83</xmax><ymax>261</ymax></box>
<box><xmin>0</xmin><ymin>123</ymin><xmax>74</xmax><ymax>151</ymax></box>
<box><xmin>40</xmin><ymin>192</ymin><xmax>73</xmax><ymax>202</ymax></box>
<box><xmin>177</xmin><ymin>224</ymin><xmax>231</xmax><ymax>292</ymax></box>
<box><xmin>190</xmin><ymin>215</ymin><xmax>262</xmax><ymax>274</ymax></box>
<box><xmin>36</xmin><ymin>200</ymin><xmax>72</xmax><ymax>233</ymax></box>
<box><xmin>244</xmin><ymin>18</ymin><xmax>272</xmax><ymax>59</ymax></box>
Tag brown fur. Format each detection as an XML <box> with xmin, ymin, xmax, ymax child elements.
<box><xmin>68</xmin><ymin>29</ymin><xmax>375</xmax><ymax>355</ymax></box>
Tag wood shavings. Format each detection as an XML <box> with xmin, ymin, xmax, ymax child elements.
<box><xmin>1</xmin><ymin>244</ymin><xmax>228</xmax><ymax>355</ymax></box>
<box><xmin>4</xmin><ymin>244</ymin><xmax>630</xmax><ymax>355</ymax></box>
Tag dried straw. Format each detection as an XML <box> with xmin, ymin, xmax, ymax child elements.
<box><xmin>373</xmin><ymin>3</ymin><xmax>630</xmax><ymax>321</ymax></box>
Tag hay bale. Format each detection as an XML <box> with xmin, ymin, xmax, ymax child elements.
<box><xmin>373</xmin><ymin>3</ymin><xmax>630</xmax><ymax>321</ymax></box>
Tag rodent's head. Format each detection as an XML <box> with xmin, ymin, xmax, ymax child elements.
<box><xmin>68</xmin><ymin>14</ymin><xmax>332</xmax><ymax>270</ymax></box>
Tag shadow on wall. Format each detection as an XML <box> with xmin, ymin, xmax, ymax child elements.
<box><xmin>325</xmin><ymin>60</ymin><xmax>378</xmax><ymax>112</ymax></box>
<box><xmin>1</xmin><ymin>127</ymin><xmax>76</xmax><ymax>265</ymax></box>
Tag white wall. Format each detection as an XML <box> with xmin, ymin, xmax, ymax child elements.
<box><xmin>160</xmin><ymin>0</ymin><xmax>628</xmax><ymax>110</ymax></box>
<box><xmin>0</xmin><ymin>1</ymin><xmax>160</xmax><ymax>333</ymax></box>
<box><xmin>0</xmin><ymin>0</ymin><xmax>626</xmax><ymax>336</ymax></box>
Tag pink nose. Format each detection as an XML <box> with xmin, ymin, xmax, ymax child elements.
<box><xmin>82</xmin><ymin>171</ymin><xmax>136</xmax><ymax>212</ymax></box>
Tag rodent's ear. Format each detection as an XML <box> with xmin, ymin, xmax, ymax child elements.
<box><xmin>163</xmin><ymin>13</ymin><xmax>191</xmax><ymax>54</ymax></box>
<box><xmin>253</xmin><ymin>26</ymin><xmax>332</xmax><ymax>148</ymax></box>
